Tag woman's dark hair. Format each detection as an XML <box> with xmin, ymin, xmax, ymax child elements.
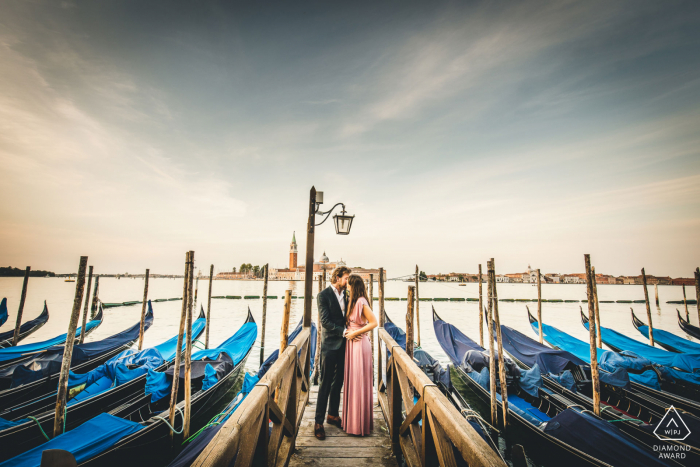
<box><xmin>346</xmin><ymin>274</ymin><xmax>369</xmax><ymax>326</ymax></box>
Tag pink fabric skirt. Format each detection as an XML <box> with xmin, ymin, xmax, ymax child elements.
<box><xmin>342</xmin><ymin>328</ymin><xmax>374</xmax><ymax>436</ymax></box>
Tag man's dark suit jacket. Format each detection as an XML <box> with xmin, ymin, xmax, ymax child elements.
<box><xmin>317</xmin><ymin>286</ymin><xmax>347</xmax><ymax>352</ymax></box>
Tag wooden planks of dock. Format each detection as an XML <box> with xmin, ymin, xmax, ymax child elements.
<box><xmin>289</xmin><ymin>386</ymin><xmax>399</xmax><ymax>467</ymax></box>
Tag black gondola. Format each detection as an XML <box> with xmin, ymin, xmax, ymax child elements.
<box><xmin>502</xmin><ymin>313</ymin><xmax>700</xmax><ymax>465</ymax></box>
<box><xmin>630</xmin><ymin>309</ymin><xmax>700</xmax><ymax>354</ymax></box>
<box><xmin>678</xmin><ymin>310</ymin><xmax>700</xmax><ymax>341</ymax></box>
<box><xmin>0</xmin><ymin>305</ymin><xmax>128</xmax><ymax>409</ymax></box>
<box><xmin>0</xmin><ymin>305</ymin><xmax>207</xmax><ymax>462</ymax></box>
<box><xmin>433</xmin><ymin>307</ymin><xmax>678</xmax><ymax>467</ymax></box>
<box><xmin>0</xmin><ymin>302</ymin><xmax>50</xmax><ymax>349</ymax></box>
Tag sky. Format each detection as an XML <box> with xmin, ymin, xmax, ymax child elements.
<box><xmin>1</xmin><ymin>0</ymin><xmax>699</xmax><ymax>278</ymax></box>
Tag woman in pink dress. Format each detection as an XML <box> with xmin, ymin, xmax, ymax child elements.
<box><xmin>342</xmin><ymin>275</ymin><xmax>378</xmax><ymax>436</ymax></box>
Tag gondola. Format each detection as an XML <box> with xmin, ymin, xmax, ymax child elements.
<box><xmin>581</xmin><ymin>308</ymin><xmax>700</xmax><ymax>403</ymax></box>
<box><xmin>0</xmin><ymin>308</ymin><xmax>257</xmax><ymax>467</ymax></box>
<box><xmin>0</xmin><ymin>302</ymin><xmax>50</xmax><ymax>349</ymax></box>
<box><xmin>168</xmin><ymin>317</ymin><xmax>317</xmax><ymax>467</ymax></box>
<box><xmin>0</xmin><ymin>305</ymin><xmax>101</xmax><ymax>368</ymax></box>
<box><xmin>433</xmin><ymin>308</ymin><xmax>677</xmax><ymax>467</ymax></box>
<box><xmin>0</xmin><ymin>305</ymin><xmax>122</xmax><ymax>409</ymax></box>
<box><xmin>501</xmin><ymin>315</ymin><xmax>700</xmax><ymax>464</ymax></box>
<box><xmin>678</xmin><ymin>310</ymin><xmax>700</xmax><ymax>341</ymax></box>
<box><xmin>383</xmin><ymin>310</ymin><xmax>510</xmax><ymax>466</ymax></box>
<box><xmin>0</xmin><ymin>304</ymin><xmax>206</xmax><ymax>462</ymax></box>
<box><xmin>531</xmin><ymin>307</ymin><xmax>700</xmax><ymax>416</ymax></box>
<box><xmin>0</xmin><ymin>299</ymin><xmax>7</xmax><ymax>327</ymax></box>
<box><xmin>632</xmin><ymin>309</ymin><xmax>700</xmax><ymax>354</ymax></box>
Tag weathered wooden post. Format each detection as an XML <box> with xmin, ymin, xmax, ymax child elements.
<box><xmin>90</xmin><ymin>276</ymin><xmax>99</xmax><ymax>318</ymax></box>
<box><xmin>683</xmin><ymin>285</ymin><xmax>689</xmax><ymax>321</ymax></box>
<box><xmin>138</xmin><ymin>269</ymin><xmax>150</xmax><ymax>350</ymax></box>
<box><xmin>478</xmin><ymin>264</ymin><xmax>484</xmax><ymax>347</ymax></box>
<box><xmin>584</xmin><ymin>254</ymin><xmax>601</xmax><ymax>416</ymax></box>
<box><xmin>302</xmin><ymin>187</ymin><xmax>316</xmax><ymax>328</ymax></box>
<box><xmin>369</xmin><ymin>273</ymin><xmax>375</xmax><ymax>364</ymax></box>
<box><xmin>206</xmin><ymin>264</ymin><xmax>213</xmax><ymax>349</ymax></box>
<box><xmin>377</xmin><ymin>267</ymin><xmax>385</xmax><ymax>389</ymax></box>
<box><xmin>655</xmin><ymin>284</ymin><xmax>659</xmax><ymax>307</ymax></box>
<box><xmin>415</xmin><ymin>265</ymin><xmax>420</xmax><ymax>347</ymax></box>
<box><xmin>696</xmin><ymin>268</ymin><xmax>700</xmax><ymax>323</ymax></box>
<box><xmin>12</xmin><ymin>266</ymin><xmax>30</xmax><ymax>346</ymax></box>
<box><xmin>486</xmin><ymin>260</ymin><xmax>497</xmax><ymax>426</ymax></box>
<box><xmin>591</xmin><ymin>266</ymin><xmax>602</xmax><ymax>349</ymax></box>
<box><xmin>280</xmin><ymin>290</ymin><xmax>292</xmax><ymax>354</ymax></box>
<box><xmin>406</xmin><ymin>286</ymin><xmax>415</xmax><ymax>359</ymax></box>
<box><xmin>491</xmin><ymin>258</ymin><xmax>508</xmax><ymax>430</ymax></box>
<box><xmin>169</xmin><ymin>251</ymin><xmax>191</xmax><ymax>440</ymax></box>
<box><xmin>183</xmin><ymin>253</ymin><xmax>195</xmax><ymax>439</ymax></box>
<box><xmin>53</xmin><ymin>256</ymin><xmax>88</xmax><ymax>436</ymax></box>
<box><xmin>313</xmin><ymin>274</ymin><xmax>322</xmax><ymax>385</ymax></box>
<box><xmin>193</xmin><ymin>275</ymin><xmax>199</xmax><ymax>314</ymax></box>
<box><xmin>79</xmin><ymin>266</ymin><xmax>94</xmax><ymax>345</ymax></box>
<box><xmin>641</xmin><ymin>268</ymin><xmax>654</xmax><ymax>346</ymax></box>
<box><xmin>536</xmin><ymin>268</ymin><xmax>543</xmax><ymax>344</ymax></box>
<box><xmin>260</xmin><ymin>264</ymin><xmax>269</xmax><ymax>365</ymax></box>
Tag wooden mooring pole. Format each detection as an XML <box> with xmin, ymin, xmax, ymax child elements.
<box><xmin>12</xmin><ymin>266</ymin><xmax>30</xmax><ymax>346</ymax></box>
<box><xmin>138</xmin><ymin>269</ymin><xmax>150</xmax><ymax>350</ymax></box>
<box><xmin>169</xmin><ymin>251</ymin><xmax>191</xmax><ymax>440</ymax></box>
<box><xmin>592</xmin><ymin>266</ymin><xmax>602</xmax><ymax>349</ymax></box>
<box><xmin>183</xmin><ymin>252</ymin><xmax>195</xmax><ymax>439</ymax></box>
<box><xmin>478</xmin><ymin>264</ymin><xmax>484</xmax><ymax>347</ymax></box>
<box><xmin>584</xmin><ymin>254</ymin><xmax>601</xmax><ymax>416</ymax></box>
<box><xmin>486</xmin><ymin>260</ymin><xmax>497</xmax><ymax>426</ymax></box>
<box><xmin>54</xmin><ymin>256</ymin><xmax>88</xmax><ymax>437</ymax></box>
<box><xmin>281</xmin><ymin>290</ymin><xmax>292</xmax><ymax>354</ymax></box>
<box><xmin>406</xmin><ymin>286</ymin><xmax>415</xmax><ymax>359</ymax></box>
<box><xmin>260</xmin><ymin>264</ymin><xmax>269</xmax><ymax>365</ymax></box>
<box><xmin>696</xmin><ymin>268</ymin><xmax>700</xmax><ymax>323</ymax></box>
<box><xmin>206</xmin><ymin>264</ymin><xmax>213</xmax><ymax>349</ymax></box>
<box><xmin>313</xmin><ymin>274</ymin><xmax>322</xmax><ymax>385</ymax></box>
<box><xmin>683</xmin><ymin>285</ymin><xmax>689</xmax><ymax>322</ymax></box>
<box><xmin>491</xmin><ymin>258</ymin><xmax>508</xmax><ymax>430</ymax></box>
<box><xmin>655</xmin><ymin>284</ymin><xmax>659</xmax><ymax>307</ymax></box>
<box><xmin>79</xmin><ymin>266</ymin><xmax>93</xmax><ymax>345</ymax></box>
<box><xmin>377</xmin><ymin>267</ymin><xmax>384</xmax><ymax>389</ymax></box>
<box><xmin>641</xmin><ymin>268</ymin><xmax>654</xmax><ymax>346</ymax></box>
<box><xmin>90</xmin><ymin>276</ymin><xmax>99</xmax><ymax>318</ymax></box>
<box><xmin>369</xmin><ymin>273</ymin><xmax>375</xmax><ymax>367</ymax></box>
<box><xmin>415</xmin><ymin>265</ymin><xmax>420</xmax><ymax>347</ymax></box>
<box><xmin>536</xmin><ymin>268</ymin><xmax>543</xmax><ymax>344</ymax></box>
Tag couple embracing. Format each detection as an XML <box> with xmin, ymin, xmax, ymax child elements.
<box><xmin>314</xmin><ymin>266</ymin><xmax>378</xmax><ymax>439</ymax></box>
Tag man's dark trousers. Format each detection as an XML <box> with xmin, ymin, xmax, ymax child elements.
<box><xmin>315</xmin><ymin>286</ymin><xmax>346</xmax><ymax>425</ymax></box>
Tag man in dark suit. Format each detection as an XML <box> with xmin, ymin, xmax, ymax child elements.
<box><xmin>314</xmin><ymin>266</ymin><xmax>352</xmax><ymax>440</ymax></box>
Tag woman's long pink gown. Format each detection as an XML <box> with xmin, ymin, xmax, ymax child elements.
<box><xmin>342</xmin><ymin>297</ymin><xmax>374</xmax><ymax>436</ymax></box>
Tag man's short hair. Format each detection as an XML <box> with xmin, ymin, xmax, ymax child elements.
<box><xmin>331</xmin><ymin>266</ymin><xmax>352</xmax><ymax>283</ymax></box>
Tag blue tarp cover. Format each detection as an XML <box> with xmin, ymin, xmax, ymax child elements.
<box><xmin>384</xmin><ymin>318</ymin><xmax>406</xmax><ymax>358</ymax></box>
<box><xmin>153</xmin><ymin>310</ymin><xmax>207</xmax><ymax>361</ymax></box>
<box><xmin>0</xmin><ymin>413</ymin><xmax>143</xmax><ymax>467</ymax></box>
<box><xmin>500</xmin><ymin>324</ymin><xmax>586</xmax><ymax>375</ymax></box>
<box><xmin>636</xmin><ymin>324</ymin><xmax>700</xmax><ymax>354</ymax></box>
<box><xmin>544</xmin><ymin>408</ymin><xmax>669</xmax><ymax>467</ymax></box>
<box><xmin>0</xmin><ymin>311</ymin><xmax>101</xmax><ymax>363</ymax></box>
<box><xmin>518</xmin><ymin>363</ymin><xmax>543</xmax><ymax>397</ymax></box>
<box><xmin>0</xmin><ymin>298</ymin><xmax>7</xmax><ymax>327</ymax></box>
<box><xmin>4</xmin><ymin>306</ymin><xmax>152</xmax><ymax>388</ymax></box>
<box><xmin>548</xmin><ymin>370</ymin><xmax>576</xmax><ymax>392</ymax></box>
<box><xmin>433</xmin><ymin>315</ymin><xmax>483</xmax><ymax>365</ymax></box>
<box><xmin>532</xmin><ymin>320</ymin><xmax>661</xmax><ymax>390</ymax></box>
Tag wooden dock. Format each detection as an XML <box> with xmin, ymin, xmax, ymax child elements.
<box><xmin>289</xmin><ymin>387</ymin><xmax>398</xmax><ymax>467</ymax></box>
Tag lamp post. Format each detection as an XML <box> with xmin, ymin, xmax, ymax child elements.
<box><xmin>302</xmin><ymin>187</ymin><xmax>355</xmax><ymax>327</ymax></box>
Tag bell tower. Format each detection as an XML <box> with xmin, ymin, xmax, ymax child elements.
<box><xmin>289</xmin><ymin>232</ymin><xmax>298</xmax><ymax>269</ymax></box>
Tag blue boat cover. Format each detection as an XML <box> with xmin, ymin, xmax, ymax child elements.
<box><xmin>0</xmin><ymin>298</ymin><xmax>7</xmax><ymax>327</ymax></box>
<box><xmin>532</xmin><ymin>320</ymin><xmax>661</xmax><ymax>390</ymax></box>
<box><xmin>636</xmin><ymin>324</ymin><xmax>700</xmax><ymax>354</ymax></box>
<box><xmin>548</xmin><ymin>370</ymin><xmax>576</xmax><ymax>392</ymax></box>
<box><xmin>414</xmin><ymin>349</ymin><xmax>451</xmax><ymax>388</ymax></box>
<box><xmin>583</xmin><ymin>321</ymin><xmax>700</xmax><ymax>386</ymax></box>
<box><xmin>0</xmin><ymin>309</ymin><xmax>101</xmax><ymax>363</ymax></box>
<box><xmin>0</xmin><ymin>302</ymin><xmax>49</xmax><ymax>345</ymax></box>
<box><xmin>384</xmin><ymin>318</ymin><xmax>407</xmax><ymax>358</ymax></box>
<box><xmin>0</xmin><ymin>413</ymin><xmax>143</xmax><ymax>467</ymax></box>
<box><xmin>145</xmin><ymin>320</ymin><xmax>257</xmax><ymax>402</ymax></box>
<box><xmin>166</xmin><ymin>319</ymin><xmax>318</xmax><ymax>467</ymax></box>
<box><xmin>433</xmin><ymin>315</ymin><xmax>483</xmax><ymax>365</ymax></box>
<box><xmin>544</xmin><ymin>408</ymin><xmax>669</xmax><ymax>466</ymax></box>
<box><xmin>3</xmin><ymin>306</ymin><xmax>152</xmax><ymax>388</ymax></box>
<box><xmin>500</xmin><ymin>324</ymin><xmax>586</xmax><ymax>375</ymax></box>
<box><xmin>518</xmin><ymin>364</ymin><xmax>543</xmax><ymax>397</ymax></box>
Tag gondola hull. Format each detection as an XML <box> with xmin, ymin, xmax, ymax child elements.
<box><xmin>0</xmin><ymin>302</ymin><xmax>50</xmax><ymax>349</ymax></box>
<box><xmin>678</xmin><ymin>310</ymin><xmax>700</xmax><ymax>341</ymax></box>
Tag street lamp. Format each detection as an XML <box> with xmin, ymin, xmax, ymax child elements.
<box><xmin>302</xmin><ymin>187</ymin><xmax>355</xmax><ymax>328</ymax></box>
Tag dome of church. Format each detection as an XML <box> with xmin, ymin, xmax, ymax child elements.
<box><xmin>320</xmin><ymin>251</ymin><xmax>329</xmax><ymax>263</ymax></box>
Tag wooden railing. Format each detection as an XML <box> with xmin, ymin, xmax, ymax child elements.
<box><xmin>377</xmin><ymin>328</ymin><xmax>507</xmax><ymax>467</ymax></box>
<box><xmin>192</xmin><ymin>327</ymin><xmax>311</xmax><ymax>467</ymax></box>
